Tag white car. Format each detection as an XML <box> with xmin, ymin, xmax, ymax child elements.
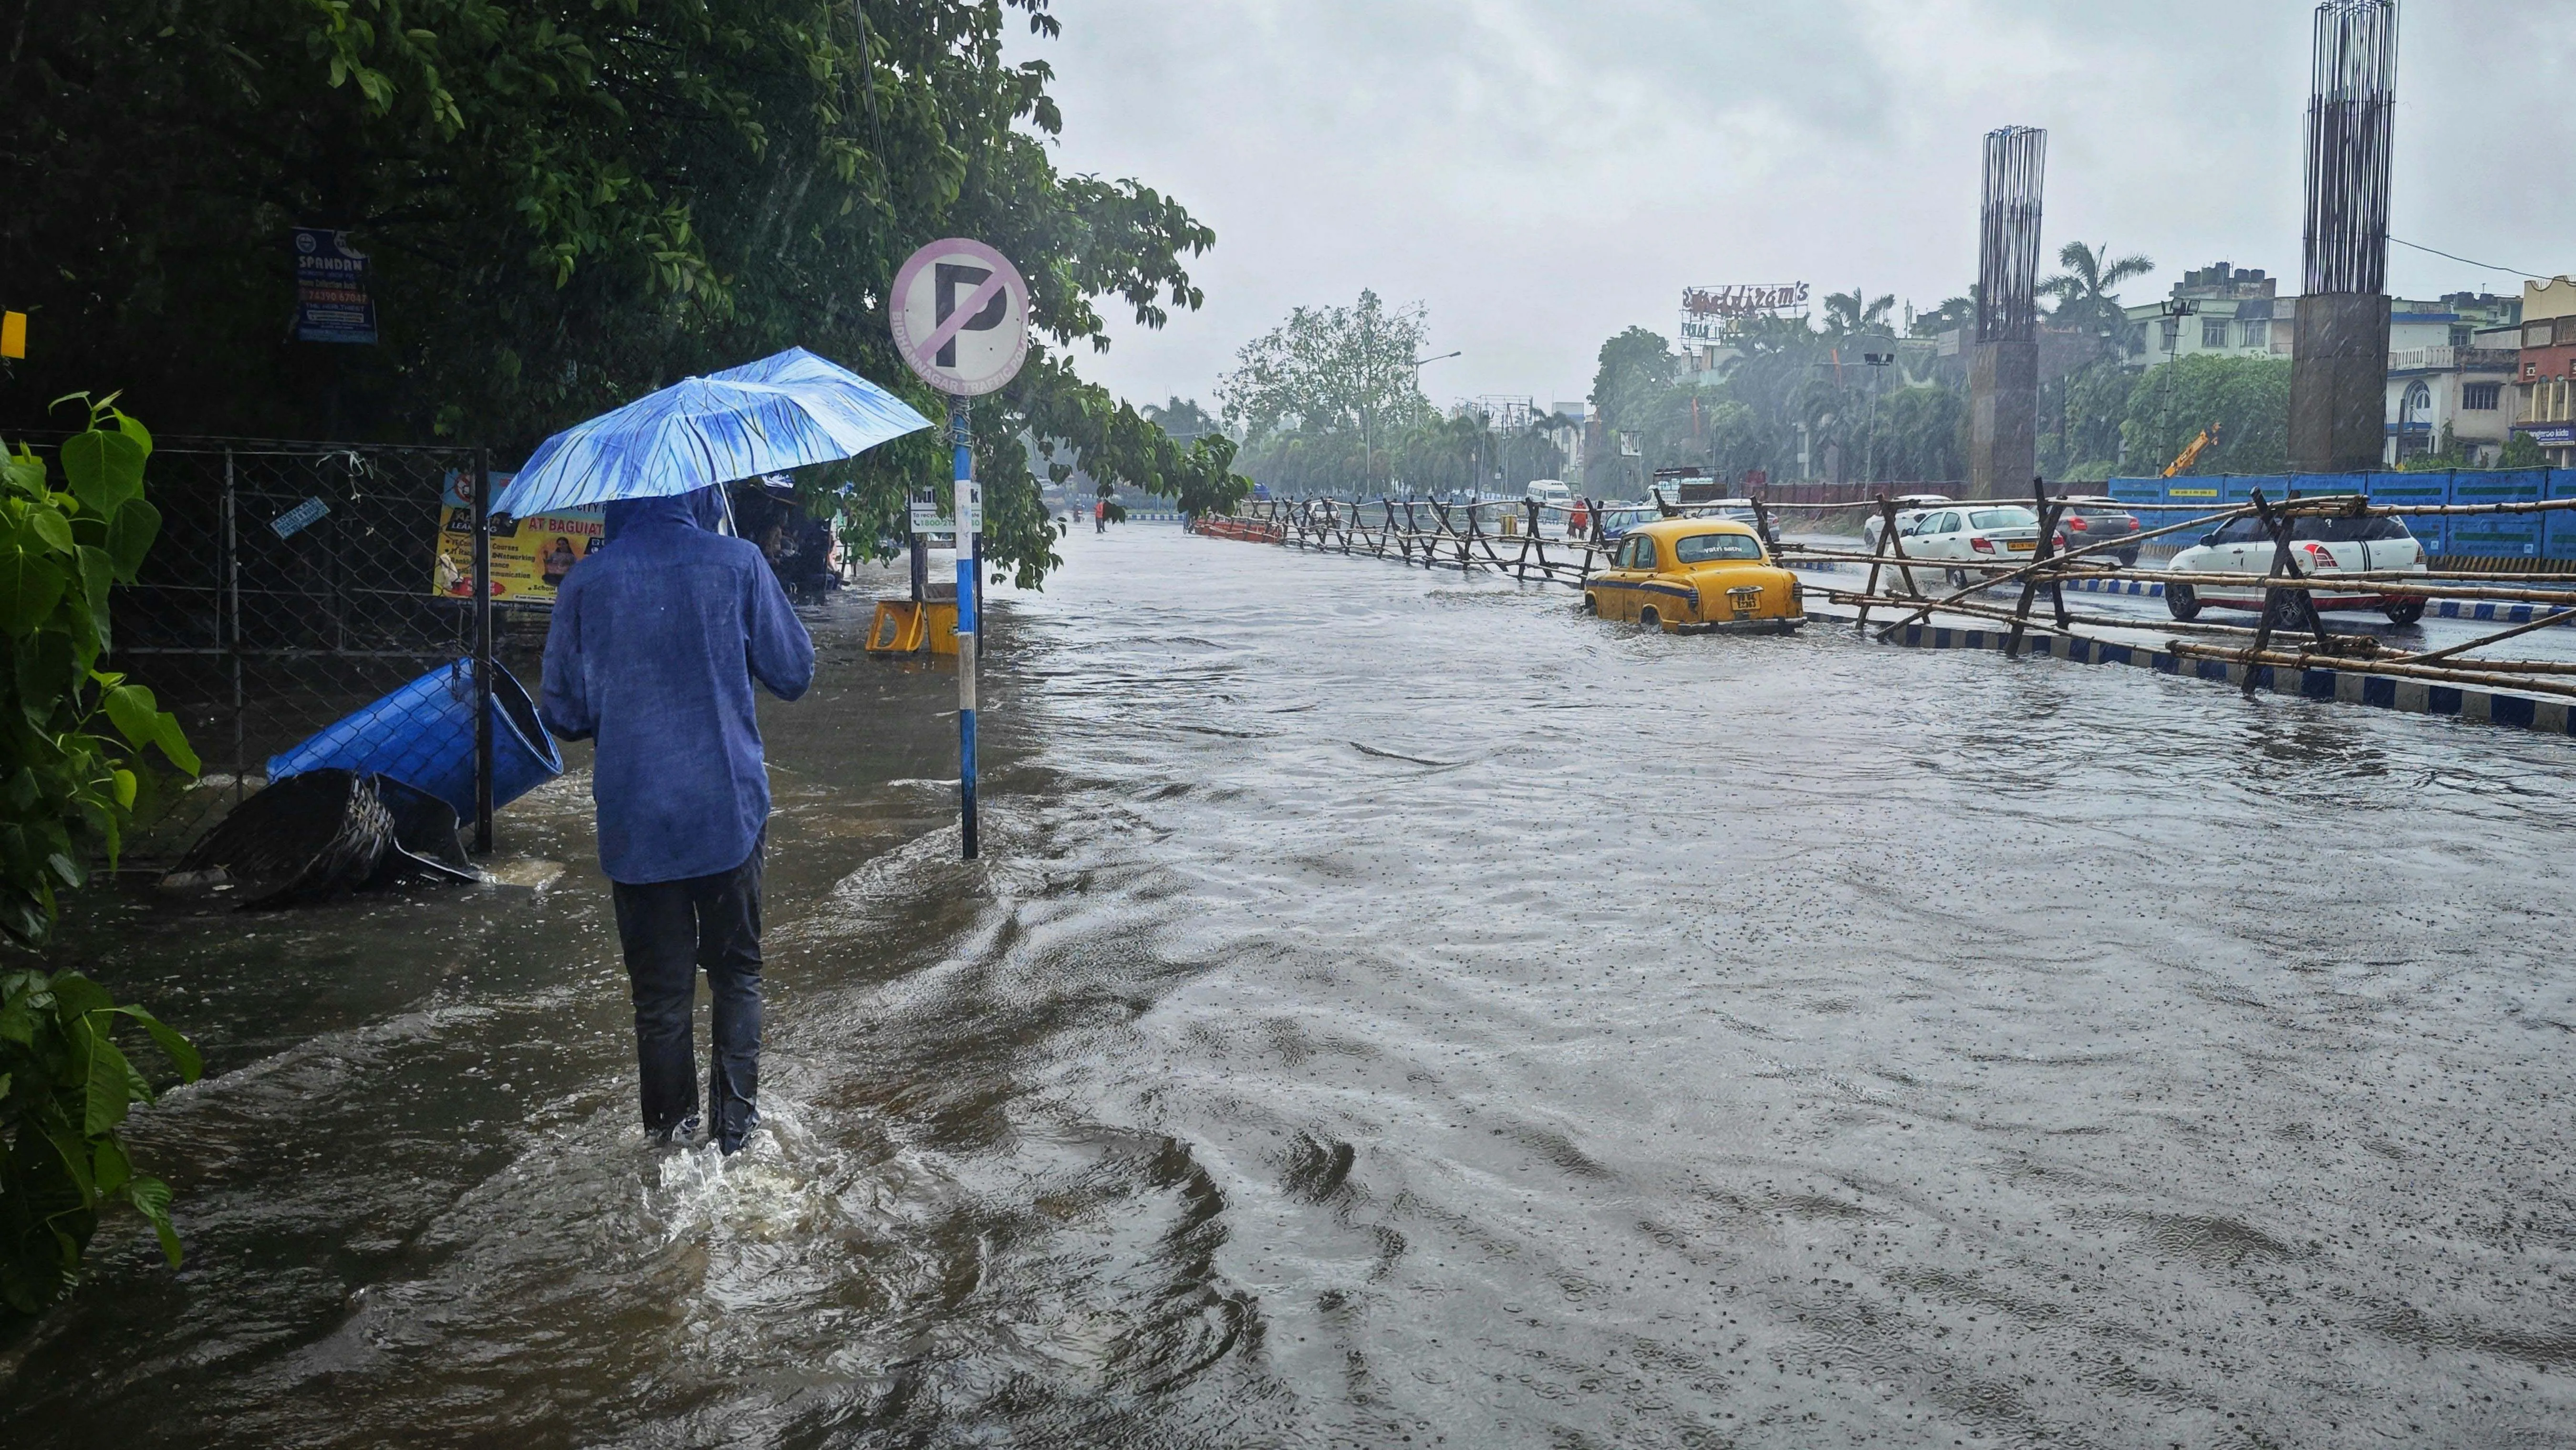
<box><xmin>1860</xmin><ymin>493</ymin><xmax>1958</xmax><ymax>551</ymax></box>
<box><xmin>2163</xmin><ymin>513</ymin><xmax>2428</xmax><ymax>623</ymax></box>
<box><xmin>1889</xmin><ymin>505</ymin><xmax>2044</xmax><ymax>587</ymax></box>
<box><xmin>1525</xmin><ymin>479</ymin><xmax>1574</xmax><ymax>510</ymax></box>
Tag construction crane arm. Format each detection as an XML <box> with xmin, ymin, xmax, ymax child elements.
<box><xmin>2161</xmin><ymin>423</ymin><xmax>2223</xmax><ymax>479</ymax></box>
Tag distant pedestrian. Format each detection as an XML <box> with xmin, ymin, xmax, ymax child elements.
<box><xmin>539</xmin><ymin>486</ymin><xmax>815</xmax><ymax>1155</ymax></box>
<box><xmin>1094</xmin><ymin>497</ymin><xmax>1108</xmax><ymax>534</ymax></box>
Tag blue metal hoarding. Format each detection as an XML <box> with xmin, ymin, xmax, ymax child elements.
<box><xmin>2103</xmin><ymin>477</ymin><xmax>2162</xmax><ymax>508</ymax></box>
<box><xmin>2447</xmin><ymin>469</ymin><xmax>2545</xmax><ymax>560</ymax></box>
<box><xmin>2541</xmin><ymin>470</ymin><xmax>2576</xmax><ymax>561</ymax></box>
<box><xmin>2365</xmin><ymin>472</ymin><xmax>2450</xmax><ymax>556</ymax></box>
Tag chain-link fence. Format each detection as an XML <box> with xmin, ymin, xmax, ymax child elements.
<box><xmin>89</xmin><ymin>438</ymin><xmax>517</xmax><ymax>862</ymax></box>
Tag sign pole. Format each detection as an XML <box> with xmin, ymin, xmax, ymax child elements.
<box><xmin>952</xmin><ymin>393</ymin><xmax>978</xmax><ymax>860</ymax></box>
<box><xmin>889</xmin><ymin>235</ymin><xmax>1026</xmax><ymax>863</ymax></box>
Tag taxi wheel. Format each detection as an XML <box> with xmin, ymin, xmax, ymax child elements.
<box><xmin>2166</xmin><ymin>582</ymin><xmax>2201</xmax><ymax>621</ymax></box>
<box><xmin>1639</xmin><ymin>606</ymin><xmax>1662</xmax><ymax>632</ymax></box>
<box><xmin>1582</xmin><ymin>593</ymin><xmax>1599</xmax><ymax>615</ymax></box>
<box><xmin>2384</xmin><ymin>597</ymin><xmax>2425</xmax><ymax>625</ymax></box>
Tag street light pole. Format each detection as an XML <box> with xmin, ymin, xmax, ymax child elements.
<box><xmin>1862</xmin><ymin>352</ymin><xmax>1894</xmax><ymax>483</ymax></box>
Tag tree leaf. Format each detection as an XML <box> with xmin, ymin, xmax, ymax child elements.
<box><xmin>57</xmin><ymin>429</ymin><xmax>145</xmax><ymax>516</ymax></box>
<box><xmin>105</xmin><ymin>497</ymin><xmax>161</xmax><ymax>583</ymax></box>
<box><xmin>92</xmin><ymin>1133</ymin><xmax>133</xmax><ymax>1197</ymax></box>
<box><xmin>13</xmin><ymin>629</ymin><xmax>73</xmax><ymax>729</ymax></box>
<box><xmin>102</xmin><ymin>684</ymin><xmax>160</xmax><ymax>751</ymax></box>
<box><xmin>108</xmin><ymin>1003</ymin><xmax>204</xmax><ymax>1082</ymax></box>
<box><xmin>154</xmin><ymin>711</ymin><xmax>201</xmax><ymax>776</ymax></box>
<box><xmin>47</xmin><ymin>971</ymin><xmax>111</xmax><ymax>1019</ymax></box>
<box><xmin>128</xmin><ymin>1176</ymin><xmax>182</xmax><ymax>1267</ymax></box>
<box><xmin>83</xmin><ymin>1028</ymin><xmax>136</xmax><ymax>1138</ymax></box>
<box><xmin>0</xmin><ymin>546</ymin><xmax>67</xmax><ymax>634</ymax></box>
<box><xmin>26</xmin><ymin>508</ymin><xmax>74</xmax><ymax>556</ymax></box>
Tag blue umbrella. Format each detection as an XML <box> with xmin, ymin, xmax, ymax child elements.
<box><xmin>487</xmin><ymin>347</ymin><xmax>933</xmax><ymax>518</ymax></box>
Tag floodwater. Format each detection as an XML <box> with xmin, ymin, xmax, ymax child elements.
<box><xmin>8</xmin><ymin>526</ymin><xmax>2576</xmax><ymax>1447</ymax></box>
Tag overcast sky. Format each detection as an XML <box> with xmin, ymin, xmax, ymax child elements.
<box><xmin>1012</xmin><ymin>0</ymin><xmax>2572</xmax><ymax>416</ymax></box>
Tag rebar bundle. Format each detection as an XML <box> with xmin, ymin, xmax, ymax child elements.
<box><xmin>2302</xmin><ymin>0</ymin><xmax>2398</xmax><ymax>296</ymax></box>
<box><xmin>1974</xmin><ymin>126</ymin><xmax>2046</xmax><ymax>345</ymax></box>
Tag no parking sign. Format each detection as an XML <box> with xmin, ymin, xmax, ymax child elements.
<box><xmin>889</xmin><ymin>238</ymin><xmax>1030</xmax><ymax>861</ymax></box>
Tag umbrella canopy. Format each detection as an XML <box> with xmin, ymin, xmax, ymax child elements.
<box><xmin>487</xmin><ymin>347</ymin><xmax>932</xmax><ymax>518</ymax></box>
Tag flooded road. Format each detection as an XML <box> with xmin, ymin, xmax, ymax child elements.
<box><xmin>9</xmin><ymin>525</ymin><xmax>2576</xmax><ymax>1447</ymax></box>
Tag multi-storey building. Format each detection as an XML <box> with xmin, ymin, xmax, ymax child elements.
<box><xmin>2121</xmin><ymin>262</ymin><xmax>2290</xmax><ymax>367</ymax></box>
<box><xmin>2512</xmin><ymin>276</ymin><xmax>2576</xmax><ymax>466</ymax></box>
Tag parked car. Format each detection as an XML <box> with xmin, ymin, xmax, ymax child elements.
<box><xmin>1860</xmin><ymin>493</ymin><xmax>1957</xmax><ymax>551</ymax></box>
<box><xmin>1669</xmin><ymin>496</ymin><xmax>1780</xmax><ymax>548</ymax></box>
<box><xmin>2055</xmin><ymin>497</ymin><xmax>2143</xmax><ymax>565</ymax></box>
<box><xmin>1583</xmin><ymin>518</ymin><xmax>1805</xmax><ymax>633</ymax></box>
<box><xmin>1593</xmin><ymin>503</ymin><xmax>1661</xmax><ymax>544</ymax></box>
<box><xmin>2163</xmin><ymin>513</ymin><xmax>2428</xmax><ymax>623</ymax></box>
<box><xmin>1892</xmin><ymin>505</ymin><xmax>2044</xmax><ymax>587</ymax></box>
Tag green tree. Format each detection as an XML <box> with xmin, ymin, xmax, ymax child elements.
<box><xmin>2121</xmin><ymin>355</ymin><xmax>2292</xmax><ymax>475</ymax></box>
<box><xmin>2042</xmin><ymin>359</ymin><xmax>2138</xmax><ymax>478</ymax></box>
<box><xmin>1819</xmin><ymin>290</ymin><xmax>1896</xmax><ymax>339</ymax></box>
<box><xmin>2041</xmin><ymin>242</ymin><xmax>2154</xmax><ymax>360</ymax></box>
<box><xmin>1217</xmin><ymin>291</ymin><xmax>1433</xmax><ymax>494</ymax></box>
<box><xmin>2</xmin><ymin>0</ymin><xmax>1244</xmax><ymax>583</ymax></box>
<box><xmin>1141</xmin><ymin>397</ymin><xmax>1222</xmax><ymax>442</ymax></box>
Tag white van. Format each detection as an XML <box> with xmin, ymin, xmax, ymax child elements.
<box><xmin>1525</xmin><ymin>479</ymin><xmax>1574</xmax><ymax>509</ymax></box>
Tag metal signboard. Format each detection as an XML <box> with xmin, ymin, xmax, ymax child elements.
<box><xmin>1677</xmin><ymin>283</ymin><xmax>1808</xmax><ymax>346</ymax></box>
<box><xmin>270</xmin><ymin>496</ymin><xmax>331</xmax><ymax>539</ymax></box>
<box><xmin>889</xmin><ymin>238</ymin><xmax>1030</xmax><ymax>398</ymax></box>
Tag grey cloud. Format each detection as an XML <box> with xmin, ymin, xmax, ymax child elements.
<box><xmin>1022</xmin><ymin>0</ymin><xmax>2576</xmax><ymax>412</ymax></box>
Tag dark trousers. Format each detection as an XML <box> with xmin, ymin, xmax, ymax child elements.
<box><xmin>611</xmin><ymin>839</ymin><xmax>764</xmax><ymax>1152</ymax></box>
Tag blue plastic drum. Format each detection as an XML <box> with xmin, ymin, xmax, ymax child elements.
<box><xmin>267</xmin><ymin>660</ymin><xmax>563</xmax><ymax>824</ymax></box>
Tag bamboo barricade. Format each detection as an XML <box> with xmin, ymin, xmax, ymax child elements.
<box><xmin>1191</xmin><ymin>486</ymin><xmax>2576</xmax><ymax>710</ymax></box>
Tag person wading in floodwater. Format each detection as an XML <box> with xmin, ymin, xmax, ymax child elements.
<box><xmin>538</xmin><ymin>485</ymin><xmax>815</xmax><ymax>1154</ymax></box>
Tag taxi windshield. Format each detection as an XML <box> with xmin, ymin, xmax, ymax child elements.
<box><xmin>1672</xmin><ymin>532</ymin><xmax>1763</xmax><ymax>563</ymax></box>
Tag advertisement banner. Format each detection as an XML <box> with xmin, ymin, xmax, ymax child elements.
<box><xmin>430</xmin><ymin>471</ymin><xmax>605</xmax><ymax>603</ymax></box>
<box><xmin>292</xmin><ymin>227</ymin><xmax>377</xmax><ymax>344</ymax></box>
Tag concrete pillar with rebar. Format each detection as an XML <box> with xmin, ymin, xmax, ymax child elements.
<box><xmin>1970</xmin><ymin>126</ymin><xmax>2045</xmax><ymax>498</ymax></box>
<box><xmin>2288</xmin><ymin>0</ymin><xmax>2398</xmax><ymax>473</ymax></box>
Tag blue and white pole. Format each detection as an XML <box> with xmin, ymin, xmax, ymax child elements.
<box><xmin>951</xmin><ymin>393</ymin><xmax>979</xmax><ymax>859</ymax></box>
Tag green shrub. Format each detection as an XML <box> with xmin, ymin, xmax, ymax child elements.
<box><xmin>0</xmin><ymin>394</ymin><xmax>203</xmax><ymax>1320</ymax></box>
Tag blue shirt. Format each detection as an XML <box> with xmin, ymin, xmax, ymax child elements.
<box><xmin>538</xmin><ymin>488</ymin><xmax>815</xmax><ymax>883</ymax></box>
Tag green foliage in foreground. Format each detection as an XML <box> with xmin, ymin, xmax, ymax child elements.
<box><xmin>0</xmin><ymin>971</ymin><xmax>203</xmax><ymax>1315</ymax></box>
<box><xmin>0</xmin><ymin>400</ymin><xmax>203</xmax><ymax>1320</ymax></box>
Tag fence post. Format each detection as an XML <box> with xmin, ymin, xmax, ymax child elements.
<box><xmin>472</xmin><ymin>446</ymin><xmax>495</xmax><ymax>855</ymax></box>
<box><xmin>223</xmin><ymin>450</ymin><xmax>243</xmax><ymax>811</ymax></box>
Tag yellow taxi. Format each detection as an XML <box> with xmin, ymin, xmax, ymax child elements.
<box><xmin>1583</xmin><ymin>518</ymin><xmax>1805</xmax><ymax>633</ymax></box>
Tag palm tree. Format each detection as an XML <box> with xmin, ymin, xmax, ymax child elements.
<box><xmin>2040</xmin><ymin>242</ymin><xmax>2153</xmax><ymax>357</ymax></box>
<box><xmin>1820</xmin><ymin>289</ymin><xmax>1897</xmax><ymax>339</ymax></box>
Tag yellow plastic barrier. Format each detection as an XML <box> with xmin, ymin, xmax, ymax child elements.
<box><xmin>866</xmin><ymin>599</ymin><xmax>959</xmax><ymax>656</ymax></box>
